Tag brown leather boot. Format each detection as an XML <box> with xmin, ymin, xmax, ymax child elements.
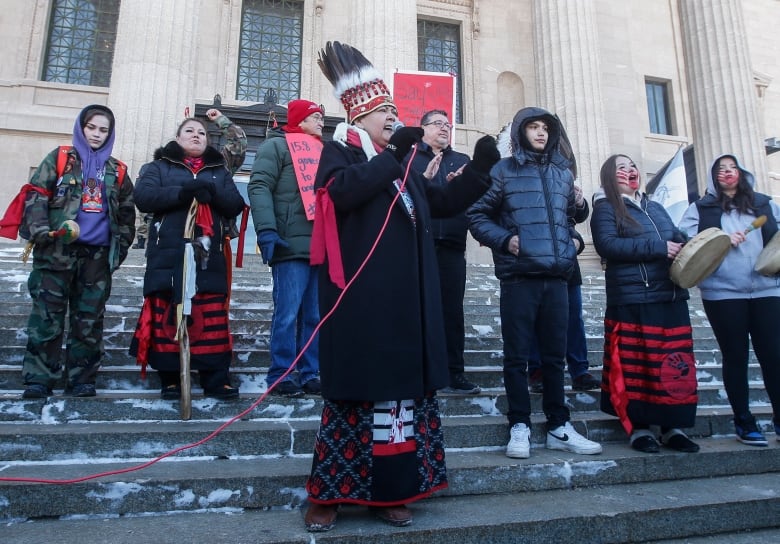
<box><xmin>304</xmin><ymin>503</ymin><xmax>338</xmax><ymax>532</ymax></box>
<box><xmin>370</xmin><ymin>504</ymin><xmax>413</xmax><ymax>527</ymax></box>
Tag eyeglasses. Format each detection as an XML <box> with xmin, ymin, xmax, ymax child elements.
<box><xmin>423</xmin><ymin>120</ymin><xmax>453</xmax><ymax>130</ymax></box>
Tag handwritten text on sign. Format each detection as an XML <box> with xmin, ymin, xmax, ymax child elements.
<box><xmin>392</xmin><ymin>71</ymin><xmax>456</xmax><ymax>127</ymax></box>
<box><xmin>285</xmin><ymin>133</ymin><xmax>323</xmax><ymax>221</ymax></box>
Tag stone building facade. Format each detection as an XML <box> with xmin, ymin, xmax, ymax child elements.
<box><xmin>0</xmin><ymin>0</ymin><xmax>778</xmax><ymax>261</ymax></box>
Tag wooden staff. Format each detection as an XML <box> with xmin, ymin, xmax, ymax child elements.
<box><xmin>175</xmin><ymin>200</ymin><xmax>199</xmax><ymax>420</ymax></box>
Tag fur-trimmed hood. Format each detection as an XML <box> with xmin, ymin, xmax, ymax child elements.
<box><xmin>153</xmin><ymin>140</ymin><xmax>226</xmax><ymax>167</ymax></box>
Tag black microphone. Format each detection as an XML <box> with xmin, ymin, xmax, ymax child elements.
<box><xmin>392</xmin><ymin>120</ymin><xmax>404</xmax><ymax>133</ymax></box>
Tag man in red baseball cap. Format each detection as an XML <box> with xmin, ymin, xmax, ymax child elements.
<box><xmin>248</xmin><ymin>99</ymin><xmax>325</xmax><ymax>397</ymax></box>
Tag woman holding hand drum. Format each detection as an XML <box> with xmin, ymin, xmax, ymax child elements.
<box><xmin>591</xmin><ymin>154</ymin><xmax>699</xmax><ymax>454</ymax></box>
<box><xmin>679</xmin><ymin>154</ymin><xmax>780</xmax><ymax>446</ymax></box>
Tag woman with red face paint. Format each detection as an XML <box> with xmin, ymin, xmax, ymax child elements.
<box><xmin>591</xmin><ymin>154</ymin><xmax>699</xmax><ymax>454</ymax></box>
<box><xmin>679</xmin><ymin>154</ymin><xmax>780</xmax><ymax>447</ymax></box>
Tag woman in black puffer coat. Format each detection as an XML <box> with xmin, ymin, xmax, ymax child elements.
<box><xmin>130</xmin><ymin>117</ymin><xmax>245</xmax><ymax>399</ymax></box>
<box><xmin>591</xmin><ymin>153</ymin><xmax>698</xmax><ymax>454</ymax></box>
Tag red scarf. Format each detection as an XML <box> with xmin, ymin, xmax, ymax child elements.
<box><xmin>311</xmin><ymin>128</ymin><xmax>387</xmax><ymax>289</ymax></box>
<box><xmin>310</xmin><ymin>178</ymin><xmax>345</xmax><ymax>288</ymax></box>
<box><xmin>183</xmin><ymin>156</ymin><xmax>205</xmax><ymax>172</ymax></box>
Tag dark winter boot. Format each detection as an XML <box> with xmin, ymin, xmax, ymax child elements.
<box><xmin>133</xmin><ymin>236</ymin><xmax>145</xmax><ymax>249</ymax></box>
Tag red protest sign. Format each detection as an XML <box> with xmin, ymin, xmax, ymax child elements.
<box><xmin>285</xmin><ymin>133</ymin><xmax>323</xmax><ymax>221</ymax></box>
<box><xmin>392</xmin><ymin>70</ymin><xmax>456</xmax><ymax>127</ymax></box>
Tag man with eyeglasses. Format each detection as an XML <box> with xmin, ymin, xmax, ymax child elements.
<box><xmin>403</xmin><ymin>110</ymin><xmax>481</xmax><ymax>394</ymax></box>
<box><xmin>248</xmin><ymin>99</ymin><xmax>325</xmax><ymax>397</ymax></box>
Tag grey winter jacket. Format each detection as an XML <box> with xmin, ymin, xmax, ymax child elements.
<box><xmin>678</xmin><ymin>154</ymin><xmax>780</xmax><ymax>301</ymax></box>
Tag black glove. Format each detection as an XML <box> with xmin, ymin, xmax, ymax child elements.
<box><xmin>471</xmin><ymin>135</ymin><xmax>501</xmax><ymax>174</ymax></box>
<box><xmin>385</xmin><ymin>127</ymin><xmax>424</xmax><ymax>162</ymax></box>
<box><xmin>179</xmin><ymin>180</ymin><xmax>214</xmax><ymax>204</ymax></box>
<box><xmin>195</xmin><ymin>182</ymin><xmax>216</xmax><ymax>204</ymax></box>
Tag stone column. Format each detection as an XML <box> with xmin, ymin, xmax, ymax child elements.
<box><xmin>531</xmin><ymin>0</ymin><xmax>611</xmax><ymax>200</ymax></box>
<box><xmin>679</xmin><ymin>0</ymin><xmax>768</xmax><ymax>191</ymax></box>
<box><xmin>347</xmin><ymin>0</ymin><xmax>418</xmax><ymax>81</ymax></box>
<box><xmin>107</xmin><ymin>0</ymin><xmax>201</xmax><ymax>176</ymax></box>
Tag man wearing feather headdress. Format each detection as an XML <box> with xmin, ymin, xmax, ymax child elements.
<box><xmin>303</xmin><ymin>41</ymin><xmax>499</xmax><ymax>532</ymax></box>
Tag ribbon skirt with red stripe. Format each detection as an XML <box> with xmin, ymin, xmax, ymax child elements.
<box><xmin>130</xmin><ymin>292</ymin><xmax>233</xmax><ymax>374</ymax></box>
<box><xmin>601</xmin><ymin>300</ymin><xmax>698</xmax><ymax>432</ymax></box>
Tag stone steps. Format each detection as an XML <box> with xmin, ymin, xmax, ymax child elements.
<box><xmin>0</xmin><ymin>406</ymin><xmax>775</xmax><ymax>461</ymax></box>
<box><xmin>0</xmin><ymin>385</ymin><xmax>773</xmax><ymax>423</ymax></box>
<box><xmin>2</xmin><ymin>437</ymin><xmax>779</xmax><ymax>541</ymax></box>
<box><xmin>0</xmin><ymin>358</ymin><xmax>767</xmax><ymax>390</ymax></box>
<box><xmin>1</xmin><ymin>245</ymin><xmax>778</xmax><ymax>541</ymax></box>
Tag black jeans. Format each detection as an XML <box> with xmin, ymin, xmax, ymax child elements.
<box><xmin>528</xmin><ymin>282</ymin><xmax>589</xmax><ymax>379</ymax></box>
<box><xmin>703</xmin><ymin>296</ymin><xmax>780</xmax><ymax>424</ymax></box>
<box><xmin>434</xmin><ymin>245</ymin><xmax>467</xmax><ymax>376</ymax></box>
<box><xmin>500</xmin><ymin>276</ymin><xmax>569</xmax><ymax>429</ymax></box>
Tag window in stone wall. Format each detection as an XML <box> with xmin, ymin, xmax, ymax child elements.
<box><xmin>646</xmin><ymin>79</ymin><xmax>674</xmax><ymax>135</ymax></box>
<box><xmin>417</xmin><ymin>19</ymin><xmax>463</xmax><ymax>124</ymax></box>
<box><xmin>42</xmin><ymin>0</ymin><xmax>120</xmax><ymax>87</ymax></box>
<box><xmin>237</xmin><ymin>0</ymin><xmax>304</xmax><ymax>105</ymax></box>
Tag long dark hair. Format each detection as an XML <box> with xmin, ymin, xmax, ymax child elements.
<box><xmin>599</xmin><ymin>154</ymin><xmax>639</xmax><ymax>231</ymax></box>
<box><xmin>712</xmin><ymin>155</ymin><xmax>757</xmax><ymax>215</ymax></box>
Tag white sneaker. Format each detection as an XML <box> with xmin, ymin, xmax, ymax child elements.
<box><xmin>546</xmin><ymin>422</ymin><xmax>602</xmax><ymax>455</ymax></box>
<box><xmin>506</xmin><ymin>423</ymin><xmax>531</xmax><ymax>458</ymax></box>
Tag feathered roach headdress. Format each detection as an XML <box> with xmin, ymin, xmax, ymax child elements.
<box><xmin>317</xmin><ymin>41</ymin><xmax>395</xmax><ymax>123</ymax></box>
<box><xmin>497</xmin><ymin>122</ymin><xmax>513</xmax><ymax>158</ymax></box>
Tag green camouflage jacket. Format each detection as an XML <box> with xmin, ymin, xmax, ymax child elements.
<box><xmin>213</xmin><ymin>114</ymin><xmax>248</xmax><ymax>175</ymax></box>
<box><xmin>24</xmin><ymin>147</ymin><xmax>136</xmax><ymax>271</ymax></box>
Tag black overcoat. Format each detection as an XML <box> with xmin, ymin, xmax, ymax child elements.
<box><xmin>314</xmin><ymin>138</ymin><xmax>490</xmax><ymax>401</ymax></box>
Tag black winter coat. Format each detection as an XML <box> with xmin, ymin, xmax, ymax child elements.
<box><xmin>314</xmin><ymin>135</ymin><xmax>490</xmax><ymax>401</ymax></box>
<box><xmin>404</xmin><ymin>142</ymin><xmax>471</xmax><ymax>250</ymax></box>
<box><xmin>134</xmin><ymin>142</ymin><xmax>246</xmax><ymax>301</ymax></box>
<box><xmin>591</xmin><ymin>193</ymin><xmax>689</xmax><ymax>307</ymax></box>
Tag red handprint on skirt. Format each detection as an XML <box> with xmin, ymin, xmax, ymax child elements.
<box><xmin>344</xmin><ymin>440</ymin><xmax>357</xmax><ymax>460</ymax></box>
<box><xmin>309</xmin><ymin>476</ymin><xmax>324</xmax><ymax>496</ymax></box>
<box><xmin>315</xmin><ymin>439</ymin><xmax>329</xmax><ymax>461</ymax></box>
<box><xmin>322</xmin><ymin>405</ymin><xmax>333</xmax><ymax>425</ymax></box>
<box><xmin>340</xmin><ymin>475</ymin><xmax>355</xmax><ymax>495</ymax></box>
<box><xmin>347</xmin><ymin>409</ymin><xmax>358</xmax><ymax>426</ymax></box>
